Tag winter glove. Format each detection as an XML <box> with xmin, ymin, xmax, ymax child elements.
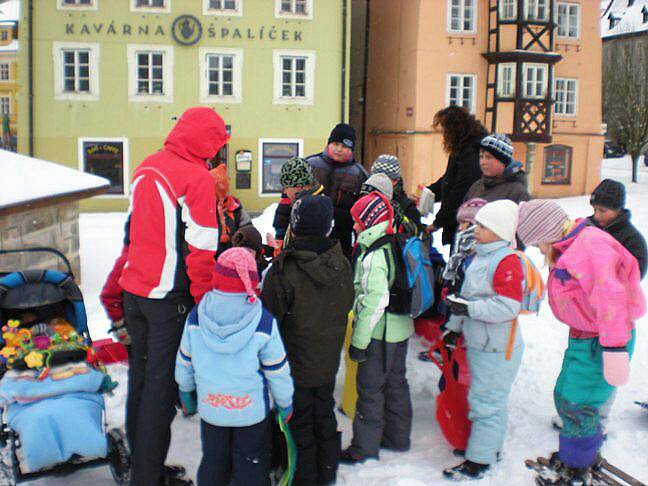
<box><xmin>108</xmin><ymin>319</ymin><xmax>131</xmax><ymax>346</ymax></box>
<box><xmin>446</xmin><ymin>295</ymin><xmax>469</xmax><ymax>317</ymax></box>
<box><xmin>348</xmin><ymin>345</ymin><xmax>368</xmax><ymax>363</ymax></box>
<box><xmin>179</xmin><ymin>390</ymin><xmax>197</xmax><ymax>416</ymax></box>
<box><xmin>277</xmin><ymin>405</ymin><xmax>293</xmax><ymax>424</ymax></box>
<box><xmin>441</xmin><ymin>329</ymin><xmax>462</xmax><ymax>351</ymax></box>
<box><xmin>602</xmin><ymin>347</ymin><xmax>630</xmax><ymax>386</ymax></box>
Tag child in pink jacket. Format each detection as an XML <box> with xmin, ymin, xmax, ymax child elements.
<box><xmin>517</xmin><ymin>200</ymin><xmax>645</xmax><ymax>483</ymax></box>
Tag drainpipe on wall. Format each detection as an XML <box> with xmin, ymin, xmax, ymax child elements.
<box><xmin>360</xmin><ymin>0</ymin><xmax>370</xmax><ymax>165</ymax></box>
<box><xmin>526</xmin><ymin>142</ymin><xmax>536</xmax><ymax>195</ymax></box>
<box><xmin>340</xmin><ymin>0</ymin><xmax>348</xmax><ymax>123</ymax></box>
<box><xmin>28</xmin><ymin>0</ymin><xmax>34</xmax><ymax>156</ymax></box>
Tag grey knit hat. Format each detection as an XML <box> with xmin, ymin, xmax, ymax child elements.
<box><xmin>517</xmin><ymin>200</ymin><xmax>569</xmax><ymax>246</ymax></box>
<box><xmin>280</xmin><ymin>157</ymin><xmax>317</xmax><ymax>188</ymax></box>
<box><xmin>371</xmin><ymin>154</ymin><xmax>401</xmax><ymax>181</ymax></box>
<box><xmin>361</xmin><ymin>173</ymin><xmax>394</xmax><ymax>200</ymax></box>
<box><xmin>480</xmin><ymin>133</ymin><xmax>514</xmax><ymax>165</ymax></box>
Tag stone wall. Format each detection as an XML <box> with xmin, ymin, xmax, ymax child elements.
<box><xmin>0</xmin><ymin>201</ymin><xmax>81</xmax><ymax>280</ymax></box>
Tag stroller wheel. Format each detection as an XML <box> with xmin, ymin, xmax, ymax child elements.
<box><xmin>107</xmin><ymin>428</ymin><xmax>130</xmax><ymax>485</ymax></box>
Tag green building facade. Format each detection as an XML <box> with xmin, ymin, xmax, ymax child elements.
<box><xmin>18</xmin><ymin>0</ymin><xmax>350</xmax><ymax>212</ymax></box>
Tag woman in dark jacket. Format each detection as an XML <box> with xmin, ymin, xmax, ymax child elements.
<box><xmin>427</xmin><ymin>106</ymin><xmax>487</xmax><ymax>246</ymax></box>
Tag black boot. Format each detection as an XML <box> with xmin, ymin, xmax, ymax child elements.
<box><xmin>340</xmin><ymin>447</ymin><xmax>369</xmax><ymax>465</ymax></box>
<box><xmin>443</xmin><ymin>460</ymin><xmax>490</xmax><ymax>480</ymax></box>
<box><xmin>162</xmin><ymin>475</ymin><xmax>194</xmax><ymax>486</ymax></box>
<box><xmin>164</xmin><ymin>464</ymin><xmax>187</xmax><ymax>478</ymax></box>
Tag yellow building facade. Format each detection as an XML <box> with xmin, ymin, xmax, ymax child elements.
<box><xmin>0</xmin><ymin>0</ymin><xmax>18</xmax><ymax>149</ymax></box>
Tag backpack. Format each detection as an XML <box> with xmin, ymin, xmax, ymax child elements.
<box><xmin>363</xmin><ymin>233</ymin><xmax>436</xmax><ymax>318</ymax></box>
<box><xmin>486</xmin><ymin>246</ymin><xmax>546</xmax><ymax>359</ymax></box>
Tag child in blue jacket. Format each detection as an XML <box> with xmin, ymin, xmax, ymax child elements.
<box><xmin>175</xmin><ymin>247</ymin><xmax>294</xmax><ymax>486</ymax></box>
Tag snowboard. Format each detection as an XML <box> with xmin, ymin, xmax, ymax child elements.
<box><xmin>525</xmin><ymin>455</ymin><xmax>646</xmax><ymax>486</ymax></box>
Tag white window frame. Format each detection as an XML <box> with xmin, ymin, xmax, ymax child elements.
<box><xmin>447</xmin><ymin>0</ymin><xmax>477</xmax><ymax>34</ymax></box>
<box><xmin>127</xmin><ymin>44</ymin><xmax>174</xmax><ymax>103</ymax></box>
<box><xmin>0</xmin><ymin>63</ymin><xmax>9</xmax><ymax>81</ymax></box>
<box><xmin>524</xmin><ymin>0</ymin><xmax>549</xmax><ymax>21</ymax></box>
<box><xmin>57</xmin><ymin>0</ymin><xmax>98</xmax><ymax>10</ymax></box>
<box><xmin>275</xmin><ymin>0</ymin><xmax>313</xmax><ymax>20</ymax></box>
<box><xmin>499</xmin><ymin>0</ymin><xmax>517</xmax><ymax>20</ymax></box>
<box><xmin>203</xmin><ymin>0</ymin><xmax>243</xmax><ymax>16</ymax></box>
<box><xmin>497</xmin><ymin>63</ymin><xmax>516</xmax><ymax>98</ymax></box>
<box><xmin>522</xmin><ymin>63</ymin><xmax>548</xmax><ymax>99</ymax></box>
<box><xmin>130</xmin><ymin>0</ymin><xmax>171</xmax><ymax>14</ymax></box>
<box><xmin>53</xmin><ymin>42</ymin><xmax>100</xmax><ymax>101</ymax></box>
<box><xmin>0</xmin><ymin>95</ymin><xmax>10</xmax><ymax>116</ymax></box>
<box><xmin>77</xmin><ymin>137</ymin><xmax>131</xmax><ymax>198</ymax></box>
<box><xmin>554</xmin><ymin>77</ymin><xmax>578</xmax><ymax>116</ymax></box>
<box><xmin>556</xmin><ymin>2</ymin><xmax>580</xmax><ymax>39</ymax></box>
<box><xmin>272</xmin><ymin>49</ymin><xmax>316</xmax><ymax>106</ymax></box>
<box><xmin>258</xmin><ymin>138</ymin><xmax>304</xmax><ymax>197</ymax></box>
<box><xmin>446</xmin><ymin>73</ymin><xmax>477</xmax><ymax>113</ymax></box>
<box><xmin>199</xmin><ymin>47</ymin><xmax>243</xmax><ymax>103</ymax></box>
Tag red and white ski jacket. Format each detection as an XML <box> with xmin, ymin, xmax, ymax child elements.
<box><xmin>118</xmin><ymin>107</ymin><xmax>229</xmax><ymax>303</ymax></box>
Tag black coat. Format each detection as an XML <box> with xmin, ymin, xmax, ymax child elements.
<box><xmin>589</xmin><ymin>210</ymin><xmax>647</xmax><ymax>279</ymax></box>
<box><xmin>428</xmin><ymin>137</ymin><xmax>483</xmax><ymax>245</ymax></box>
<box><xmin>261</xmin><ymin>237</ymin><xmax>354</xmax><ymax>388</ymax></box>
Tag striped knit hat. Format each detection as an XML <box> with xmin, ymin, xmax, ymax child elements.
<box><xmin>456</xmin><ymin>198</ymin><xmax>488</xmax><ymax>224</ymax></box>
<box><xmin>212</xmin><ymin>247</ymin><xmax>259</xmax><ymax>303</ymax></box>
<box><xmin>371</xmin><ymin>154</ymin><xmax>401</xmax><ymax>181</ymax></box>
<box><xmin>480</xmin><ymin>133</ymin><xmax>514</xmax><ymax>165</ymax></box>
<box><xmin>517</xmin><ymin>200</ymin><xmax>569</xmax><ymax>246</ymax></box>
<box><xmin>350</xmin><ymin>192</ymin><xmax>394</xmax><ymax>234</ymax></box>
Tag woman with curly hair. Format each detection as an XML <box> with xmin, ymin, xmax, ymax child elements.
<box><xmin>427</xmin><ymin>106</ymin><xmax>487</xmax><ymax>247</ymax></box>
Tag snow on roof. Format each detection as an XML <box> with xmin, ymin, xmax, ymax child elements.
<box><xmin>0</xmin><ymin>39</ymin><xmax>17</xmax><ymax>52</ymax></box>
<box><xmin>0</xmin><ymin>149</ymin><xmax>110</xmax><ymax>209</ymax></box>
<box><xmin>601</xmin><ymin>0</ymin><xmax>648</xmax><ymax>38</ymax></box>
<box><xmin>0</xmin><ymin>0</ymin><xmax>18</xmax><ymax>23</ymax></box>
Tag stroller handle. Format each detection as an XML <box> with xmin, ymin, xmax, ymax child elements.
<box><xmin>0</xmin><ymin>247</ymin><xmax>74</xmax><ymax>278</ymax></box>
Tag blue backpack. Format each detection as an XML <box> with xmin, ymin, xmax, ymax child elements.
<box><xmin>364</xmin><ymin>234</ymin><xmax>436</xmax><ymax>318</ymax></box>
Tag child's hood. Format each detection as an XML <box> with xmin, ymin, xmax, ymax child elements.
<box><xmin>197</xmin><ymin>290</ymin><xmax>262</xmax><ymax>354</ymax></box>
<box><xmin>284</xmin><ymin>242</ymin><xmax>347</xmax><ymax>287</ymax></box>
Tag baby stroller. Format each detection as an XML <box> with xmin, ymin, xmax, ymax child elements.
<box><xmin>0</xmin><ymin>248</ymin><xmax>130</xmax><ymax>484</ymax></box>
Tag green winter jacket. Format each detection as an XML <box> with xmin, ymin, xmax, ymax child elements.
<box><xmin>351</xmin><ymin>221</ymin><xmax>414</xmax><ymax>350</ymax></box>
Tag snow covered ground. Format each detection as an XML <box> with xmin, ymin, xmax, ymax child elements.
<box><xmin>26</xmin><ymin>156</ymin><xmax>648</xmax><ymax>484</ymax></box>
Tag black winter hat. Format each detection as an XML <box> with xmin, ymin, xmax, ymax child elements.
<box><xmin>327</xmin><ymin>123</ymin><xmax>356</xmax><ymax>150</ymax></box>
<box><xmin>590</xmin><ymin>179</ymin><xmax>626</xmax><ymax>210</ymax></box>
<box><xmin>290</xmin><ymin>194</ymin><xmax>334</xmax><ymax>237</ymax></box>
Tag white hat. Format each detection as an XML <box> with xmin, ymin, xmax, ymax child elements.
<box><xmin>475</xmin><ymin>200</ymin><xmax>519</xmax><ymax>242</ymax></box>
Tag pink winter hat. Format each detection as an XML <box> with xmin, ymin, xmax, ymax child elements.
<box><xmin>457</xmin><ymin>198</ymin><xmax>488</xmax><ymax>224</ymax></box>
<box><xmin>517</xmin><ymin>200</ymin><xmax>569</xmax><ymax>246</ymax></box>
<box><xmin>212</xmin><ymin>247</ymin><xmax>259</xmax><ymax>303</ymax></box>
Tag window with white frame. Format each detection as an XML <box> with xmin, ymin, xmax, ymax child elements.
<box><xmin>0</xmin><ymin>97</ymin><xmax>9</xmax><ymax>115</ymax></box>
<box><xmin>556</xmin><ymin>3</ymin><xmax>580</xmax><ymax>39</ymax></box>
<box><xmin>525</xmin><ymin>0</ymin><xmax>548</xmax><ymax>21</ymax></box>
<box><xmin>79</xmin><ymin>138</ymin><xmax>129</xmax><ymax>196</ymax></box>
<box><xmin>522</xmin><ymin>63</ymin><xmax>548</xmax><ymax>99</ymax></box>
<box><xmin>497</xmin><ymin>63</ymin><xmax>516</xmax><ymax>97</ymax></box>
<box><xmin>448</xmin><ymin>0</ymin><xmax>476</xmax><ymax>33</ymax></box>
<box><xmin>53</xmin><ymin>42</ymin><xmax>100</xmax><ymax>100</ymax></box>
<box><xmin>131</xmin><ymin>0</ymin><xmax>170</xmax><ymax>13</ymax></box>
<box><xmin>204</xmin><ymin>0</ymin><xmax>242</xmax><ymax>15</ymax></box>
<box><xmin>554</xmin><ymin>77</ymin><xmax>577</xmax><ymax>116</ymax></box>
<box><xmin>259</xmin><ymin>139</ymin><xmax>303</xmax><ymax>195</ymax></box>
<box><xmin>275</xmin><ymin>0</ymin><xmax>313</xmax><ymax>20</ymax></box>
<box><xmin>127</xmin><ymin>45</ymin><xmax>174</xmax><ymax>102</ymax></box>
<box><xmin>199</xmin><ymin>48</ymin><xmax>243</xmax><ymax>103</ymax></box>
<box><xmin>273</xmin><ymin>50</ymin><xmax>315</xmax><ymax>105</ymax></box>
<box><xmin>58</xmin><ymin>0</ymin><xmax>97</xmax><ymax>9</ymax></box>
<box><xmin>500</xmin><ymin>0</ymin><xmax>517</xmax><ymax>20</ymax></box>
<box><xmin>0</xmin><ymin>64</ymin><xmax>9</xmax><ymax>81</ymax></box>
<box><xmin>447</xmin><ymin>74</ymin><xmax>476</xmax><ymax>112</ymax></box>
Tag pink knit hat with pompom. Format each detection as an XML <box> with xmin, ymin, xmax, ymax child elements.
<box><xmin>212</xmin><ymin>247</ymin><xmax>259</xmax><ymax>303</ymax></box>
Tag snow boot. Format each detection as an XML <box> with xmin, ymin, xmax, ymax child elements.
<box><xmin>165</xmin><ymin>464</ymin><xmax>187</xmax><ymax>478</ymax></box>
<box><xmin>340</xmin><ymin>447</ymin><xmax>373</xmax><ymax>465</ymax></box>
<box><xmin>453</xmin><ymin>449</ymin><xmax>501</xmax><ymax>462</ymax></box>
<box><xmin>443</xmin><ymin>460</ymin><xmax>490</xmax><ymax>480</ymax></box>
<box><xmin>162</xmin><ymin>475</ymin><xmax>194</xmax><ymax>486</ymax></box>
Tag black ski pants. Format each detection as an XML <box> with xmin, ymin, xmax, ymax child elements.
<box><xmin>124</xmin><ymin>291</ymin><xmax>193</xmax><ymax>486</ymax></box>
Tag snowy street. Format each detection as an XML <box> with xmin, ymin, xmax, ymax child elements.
<box><xmin>25</xmin><ymin>157</ymin><xmax>648</xmax><ymax>485</ymax></box>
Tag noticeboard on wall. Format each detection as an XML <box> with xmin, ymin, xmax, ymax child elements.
<box><xmin>542</xmin><ymin>145</ymin><xmax>572</xmax><ymax>185</ymax></box>
<box><xmin>261</xmin><ymin>141</ymin><xmax>300</xmax><ymax>194</ymax></box>
<box><xmin>81</xmin><ymin>140</ymin><xmax>126</xmax><ymax>195</ymax></box>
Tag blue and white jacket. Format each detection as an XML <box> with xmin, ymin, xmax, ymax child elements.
<box><xmin>175</xmin><ymin>290</ymin><xmax>294</xmax><ymax>427</ymax></box>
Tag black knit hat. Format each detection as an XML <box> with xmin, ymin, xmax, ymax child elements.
<box><xmin>327</xmin><ymin>123</ymin><xmax>356</xmax><ymax>150</ymax></box>
<box><xmin>290</xmin><ymin>195</ymin><xmax>334</xmax><ymax>237</ymax></box>
<box><xmin>590</xmin><ymin>179</ymin><xmax>626</xmax><ymax>210</ymax></box>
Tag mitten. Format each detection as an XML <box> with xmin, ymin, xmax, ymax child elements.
<box><xmin>179</xmin><ymin>390</ymin><xmax>197</xmax><ymax>416</ymax></box>
<box><xmin>602</xmin><ymin>347</ymin><xmax>630</xmax><ymax>386</ymax></box>
<box><xmin>446</xmin><ymin>295</ymin><xmax>469</xmax><ymax>317</ymax></box>
<box><xmin>441</xmin><ymin>329</ymin><xmax>462</xmax><ymax>351</ymax></box>
<box><xmin>277</xmin><ymin>404</ymin><xmax>293</xmax><ymax>424</ymax></box>
<box><xmin>109</xmin><ymin>319</ymin><xmax>131</xmax><ymax>346</ymax></box>
<box><xmin>349</xmin><ymin>345</ymin><xmax>368</xmax><ymax>363</ymax></box>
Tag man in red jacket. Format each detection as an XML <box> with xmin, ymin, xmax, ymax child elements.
<box><xmin>115</xmin><ymin>107</ymin><xmax>228</xmax><ymax>486</ymax></box>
